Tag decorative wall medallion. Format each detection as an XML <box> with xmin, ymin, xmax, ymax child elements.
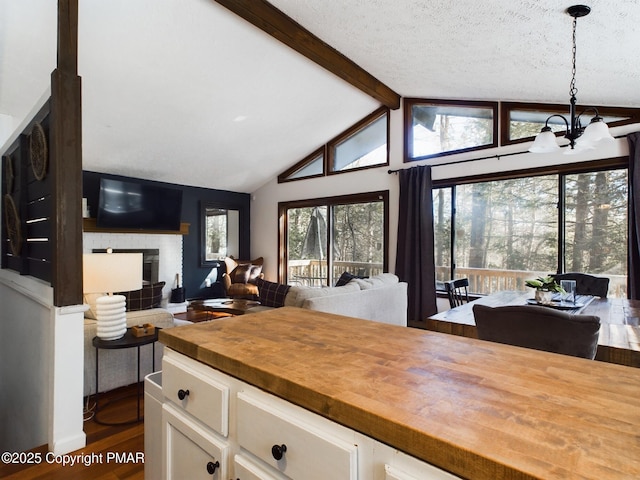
<box><xmin>29</xmin><ymin>122</ymin><xmax>48</xmax><ymax>181</ymax></box>
<box><xmin>3</xmin><ymin>194</ymin><xmax>22</xmax><ymax>256</ymax></box>
<box><xmin>3</xmin><ymin>155</ymin><xmax>14</xmax><ymax>193</ymax></box>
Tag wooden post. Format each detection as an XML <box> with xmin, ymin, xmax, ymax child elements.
<box><xmin>51</xmin><ymin>0</ymin><xmax>82</xmax><ymax>306</ymax></box>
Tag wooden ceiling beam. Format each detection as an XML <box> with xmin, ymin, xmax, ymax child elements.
<box><xmin>213</xmin><ymin>0</ymin><xmax>401</xmax><ymax>110</ymax></box>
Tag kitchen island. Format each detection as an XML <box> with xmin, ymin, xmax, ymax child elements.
<box><xmin>159</xmin><ymin>306</ymin><xmax>640</xmax><ymax>480</ymax></box>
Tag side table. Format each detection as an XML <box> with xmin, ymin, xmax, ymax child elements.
<box><xmin>92</xmin><ymin>327</ymin><xmax>160</xmax><ymax>425</ymax></box>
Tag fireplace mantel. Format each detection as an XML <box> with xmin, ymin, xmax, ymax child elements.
<box><xmin>82</xmin><ymin>218</ymin><xmax>190</xmax><ymax>235</ymax></box>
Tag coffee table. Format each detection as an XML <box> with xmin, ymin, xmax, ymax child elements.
<box><xmin>189</xmin><ymin>298</ymin><xmax>260</xmax><ymax>317</ymax></box>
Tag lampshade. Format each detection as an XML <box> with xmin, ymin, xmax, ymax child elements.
<box><xmin>83</xmin><ymin>253</ymin><xmax>143</xmax><ymax>294</ymax></box>
<box><xmin>575</xmin><ymin>118</ymin><xmax>615</xmax><ymax>147</ymax></box>
<box><xmin>528</xmin><ymin>130</ymin><xmax>561</xmax><ymax>153</ymax></box>
<box><xmin>83</xmin><ymin>252</ymin><xmax>143</xmax><ymax>340</ymax></box>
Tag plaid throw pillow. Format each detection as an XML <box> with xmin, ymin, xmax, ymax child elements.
<box><xmin>255</xmin><ymin>278</ymin><xmax>291</xmax><ymax>308</ymax></box>
<box><xmin>117</xmin><ymin>281</ymin><xmax>165</xmax><ymax>311</ymax></box>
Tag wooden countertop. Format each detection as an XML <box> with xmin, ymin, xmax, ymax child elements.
<box><xmin>159</xmin><ymin>306</ymin><xmax>640</xmax><ymax>480</ymax></box>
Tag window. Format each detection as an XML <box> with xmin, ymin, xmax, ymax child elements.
<box><xmin>434</xmin><ymin>166</ymin><xmax>628</xmax><ymax>297</ymax></box>
<box><xmin>278</xmin><ymin>108</ymin><xmax>389</xmax><ymax>183</ymax></box>
<box><xmin>405</xmin><ymin>98</ymin><xmax>498</xmax><ymax>161</ymax></box>
<box><xmin>328</xmin><ymin>108</ymin><xmax>389</xmax><ymax>173</ymax></box>
<box><xmin>200</xmin><ymin>203</ymin><xmax>240</xmax><ymax>266</ymax></box>
<box><xmin>278</xmin><ymin>147</ymin><xmax>325</xmax><ymax>183</ymax></box>
<box><xmin>280</xmin><ymin>192</ymin><xmax>388</xmax><ymax>286</ymax></box>
<box><xmin>501</xmin><ymin>102</ymin><xmax>640</xmax><ymax>145</ymax></box>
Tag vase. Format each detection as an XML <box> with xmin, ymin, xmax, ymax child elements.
<box><xmin>535</xmin><ymin>290</ymin><xmax>554</xmax><ymax>305</ymax></box>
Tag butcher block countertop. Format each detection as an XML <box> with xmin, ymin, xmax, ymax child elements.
<box><xmin>159</xmin><ymin>306</ymin><xmax>640</xmax><ymax>480</ymax></box>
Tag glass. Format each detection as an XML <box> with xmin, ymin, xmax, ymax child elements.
<box><xmin>433</xmin><ymin>187</ymin><xmax>452</xmax><ymax>285</ymax></box>
<box><xmin>453</xmin><ymin>176</ymin><xmax>558</xmax><ymax>295</ymax></box>
<box><xmin>332</xmin><ymin>200</ymin><xmax>385</xmax><ymax>281</ymax></box>
<box><xmin>201</xmin><ymin>204</ymin><xmax>240</xmax><ymax>265</ymax></box>
<box><xmin>287</xmin><ymin>206</ymin><xmax>329</xmax><ymax>286</ymax></box>
<box><xmin>563</xmin><ymin>170</ymin><xmax>627</xmax><ymax>298</ymax></box>
<box><xmin>331</xmin><ymin>113</ymin><xmax>388</xmax><ymax>172</ymax></box>
<box><xmin>560</xmin><ymin>280</ymin><xmax>577</xmax><ymax>305</ymax></box>
<box><xmin>408</xmin><ymin>101</ymin><xmax>496</xmax><ymax>159</ymax></box>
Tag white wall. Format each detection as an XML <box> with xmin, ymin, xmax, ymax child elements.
<box><xmin>83</xmin><ymin>232</ymin><xmax>183</xmax><ymax>300</ymax></box>
<box><xmin>0</xmin><ymin>270</ymin><xmax>85</xmax><ymax>455</ymax></box>
<box><xmin>251</xmin><ymin>106</ymin><xmax>638</xmax><ymax>281</ymax></box>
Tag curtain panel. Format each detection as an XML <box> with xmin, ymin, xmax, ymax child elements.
<box><xmin>395</xmin><ymin>165</ymin><xmax>437</xmax><ymax>321</ymax></box>
<box><xmin>628</xmin><ymin>132</ymin><xmax>640</xmax><ymax>300</ymax></box>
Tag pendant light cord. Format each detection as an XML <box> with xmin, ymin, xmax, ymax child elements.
<box><xmin>570</xmin><ymin>15</ymin><xmax>578</xmax><ymax>99</ymax></box>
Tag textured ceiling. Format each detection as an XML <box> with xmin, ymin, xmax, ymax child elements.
<box><xmin>1</xmin><ymin>0</ymin><xmax>638</xmax><ymax>192</ymax></box>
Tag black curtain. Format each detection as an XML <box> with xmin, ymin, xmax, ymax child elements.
<box><xmin>628</xmin><ymin>132</ymin><xmax>640</xmax><ymax>300</ymax></box>
<box><xmin>395</xmin><ymin>165</ymin><xmax>437</xmax><ymax>322</ymax></box>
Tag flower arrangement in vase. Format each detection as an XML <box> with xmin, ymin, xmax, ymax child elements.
<box><xmin>525</xmin><ymin>276</ymin><xmax>564</xmax><ymax>305</ymax></box>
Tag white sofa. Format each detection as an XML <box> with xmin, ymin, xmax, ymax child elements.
<box><xmin>248</xmin><ymin>273</ymin><xmax>408</xmax><ymax>326</ymax></box>
<box><xmin>83</xmin><ymin>308</ymin><xmax>175</xmax><ymax>396</ymax></box>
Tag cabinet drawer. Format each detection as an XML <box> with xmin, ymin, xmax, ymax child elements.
<box><xmin>162</xmin><ymin>350</ymin><xmax>229</xmax><ymax>436</ymax></box>
<box><xmin>383</xmin><ymin>450</ymin><xmax>461</xmax><ymax>480</ymax></box>
<box><xmin>234</xmin><ymin>454</ymin><xmax>288</xmax><ymax>480</ymax></box>
<box><xmin>163</xmin><ymin>403</ymin><xmax>229</xmax><ymax>480</ymax></box>
<box><xmin>237</xmin><ymin>390</ymin><xmax>357</xmax><ymax>480</ymax></box>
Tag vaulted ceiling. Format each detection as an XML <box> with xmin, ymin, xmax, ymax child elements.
<box><xmin>1</xmin><ymin>0</ymin><xmax>638</xmax><ymax>192</ymax></box>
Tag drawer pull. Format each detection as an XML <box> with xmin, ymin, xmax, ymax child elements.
<box><xmin>271</xmin><ymin>443</ymin><xmax>287</xmax><ymax>460</ymax></box>
<box><xmin>206</xmin><ymin>460</ymin><xmax>219</xmax><ymax>474</ymax></box>
<box><xmin>177</xmin><ymin>389</ymin><xmax>190</xmax><ymax>400</ymax></box>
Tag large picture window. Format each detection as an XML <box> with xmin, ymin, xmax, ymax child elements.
<box><xmin>434</xmin><ymin>166</ymin><xmax>628</xmax><ymax>297</ymax></box>
<box><xmin>279</xmin><ymin>192</ymin><xmax>388</xmax><ymax>286</ymax></box>
<box><xmin>405</xmin><ymin>98</ymin><xmax>498</xmax><ymax>161</ymax></box>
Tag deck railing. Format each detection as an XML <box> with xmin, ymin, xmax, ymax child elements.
<box><xmin>288</xmin><ymin>259</ymin><xmax>627</xmax><ymax>298</ymax></box>
<box><xmin>288</xmin><ymin>260</ymin><xmax>383</xmax><ymax>286</ymax></box>
<box><xmin>436</xmin><ymin>266</ymin><xmax>627</xmax><ymax>298</ymax></box>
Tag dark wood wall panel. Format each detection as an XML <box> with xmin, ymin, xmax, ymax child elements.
<box><xmin>2</xmin><ymin>101</ymin><xmax>54</xmax><ymax>283</ymax></box>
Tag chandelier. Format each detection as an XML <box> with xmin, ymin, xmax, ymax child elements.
<box><xmin>529</xmin><ymin>5</ymin><xmax>614</xmax><ymax>153</ymax></box>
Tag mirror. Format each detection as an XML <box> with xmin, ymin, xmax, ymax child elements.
<box><xmin>201</xmin><ymin>203</ymin><xmax>240</xmax><ymax>266</ymax></box>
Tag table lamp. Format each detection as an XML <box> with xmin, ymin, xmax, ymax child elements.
<box><xmin>83</xmin><ymin>250</ymin><xmax>143</xmax><ymax>340</ymax></box>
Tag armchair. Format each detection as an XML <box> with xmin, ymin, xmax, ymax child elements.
<box><xmin>222</xmin><ymin>256</ymin><xmax>264</xmax><ymax>298</ymax></box>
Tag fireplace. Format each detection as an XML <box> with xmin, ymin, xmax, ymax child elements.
<box><xmin>92</xmin><ymin>248</ymin><xmax>159</xmax><ymax>285</ymax></box>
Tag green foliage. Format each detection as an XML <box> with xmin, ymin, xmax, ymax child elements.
<box><xmin>525</xmin><ymin>276</ymin><xmax>563</xmax><ymax>292</ymax></box>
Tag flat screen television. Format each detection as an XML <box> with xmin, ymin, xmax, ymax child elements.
<box><xmin>96</xmin><ymin>178</ymin><xmax>183</xmax><ymax>231</ymax></box>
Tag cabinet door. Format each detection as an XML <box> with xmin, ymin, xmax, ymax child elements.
<box><xmin>233</xmin><ymin>454</ymin><xmax>288</xmax><ymax>480</ymax></box>
<box><xmin>237</xmin><ymin>390</ymin><xmax>357</xmax><ymax>480</ymax></box>
<box><xmin>163</xmin><ymin>403</ymin><xmax>228</xmax><ymax>480</ymax></box>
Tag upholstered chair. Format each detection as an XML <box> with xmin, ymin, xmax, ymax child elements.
<box><xmin>551</xmin><ymin>273</ymin><xmax>610</xmax><ymax>298</ymax></box>
<box><xmin>473</xmin><ymin>304</ymin><xmax>601</xmax><ymax>359</ymax></box>
<box><xmin>222</xmin><ymin>257</ymin><xmax>264</xmax><ymax>299</ymax></box>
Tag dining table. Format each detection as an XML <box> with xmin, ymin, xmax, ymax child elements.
<box><xmin>427</xmin><ymin>290</ymin><xmax>640</xmax><ymax>368</ymax></box>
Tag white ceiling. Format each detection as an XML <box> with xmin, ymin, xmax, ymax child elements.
<box><xmin>1</xmin><ymin>0</ymin><xmax>639</xmax><ymax>193</ymax></box>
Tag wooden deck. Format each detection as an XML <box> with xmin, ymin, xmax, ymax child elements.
<box><xmin>426</xmin><ymin>290</ymin><xmax>640</xmax><ymax>368</ymax></box>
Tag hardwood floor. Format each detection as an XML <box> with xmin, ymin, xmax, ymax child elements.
<box><xmin>0</xmin><ymin>384</ymin><xmax>146</xmax><ymax>480</ymax></box>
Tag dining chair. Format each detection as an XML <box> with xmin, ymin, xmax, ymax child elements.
<box><xmin>472</xmin><ymin>304</ymin><xmax>601</xmax><ymax>359</ymax></box>
<box><xmin>444</xmin><ymin>278</ymin><xmax>469</xmax><ymax>309</ymax></box>
<box><xmin>551</xmin><ymin>272</ymin><xmax>610</xmax><ymax>297</ymax></box>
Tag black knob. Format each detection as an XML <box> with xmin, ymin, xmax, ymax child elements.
<box><xmin>271</xmin><ymin>444</ymin><xmax>287</xmax><ymax>460</ymax></box>
<box><xmin>206</xmin><ymin>460</ymin><xmax>219</xmax><ymax>474</ymax></box>
<box><xmin>178</xmin><ymin>389</ymin><xmax>189</xmax><ymax>400</ymax></box>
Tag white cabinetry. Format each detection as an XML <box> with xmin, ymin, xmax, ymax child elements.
<box><xmin>237</xmin><ymin>390</ymin><xmax>358</xmax><ymax>480</ymax></box>
<box><xmin>163</xmin><ymin>403</ymin><xmax>228</xmax><ymax>479</ymax></box>
<box><xmin>156</xmin><ymin>349</ymin><xmax>460</xmax><ymax>480</ymax></box>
